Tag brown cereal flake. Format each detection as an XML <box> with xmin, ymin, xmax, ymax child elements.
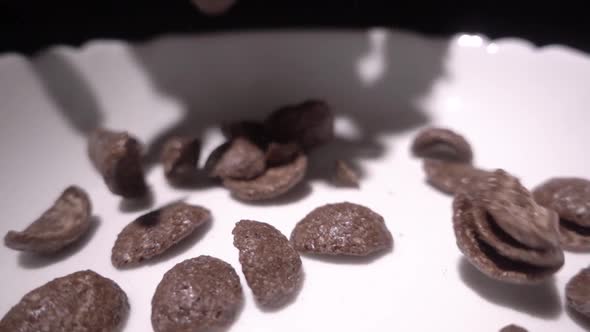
<box><xmin>265</xmin><ymin>100</ymin><xmax>334</xmax><ymax>150</ymax></box>
<box><xmin>499</xmin><ymin>324</ymin><xmax>528</xmax><ymax>332</ymax></box>
<box><xmin>151</xmin><ymin>256</ymin><xmax>243</xmax><ymax>332</ymax></box>
<box><xmin>534</xmin><ymin>177</ymin><xmax>590</xmax><ymax>251</ymax></box>
<box><xmin>422</xmin><ymin>159</ymin><xmax>490</xmax><ymax>195</ymax></box>
<box><xmin>205</xmin><ymin>138</ymin><xmax>266</xmax><ymax>180</ymax></box>
<box><xmin>88</xmin><ymin>128</ymin><xmax>147</xmax><ymax>198</ymax></box>
<box><xmin>411</xmin><ymin>127</ymin><xmax>473</xmax><ymax>163</ymax></box>
<box><xmin>5</xmin><ymin>186</ymin><xmax>92</xmax><ymax>254</ymax></box>
<box><xmin>112</xmin><ymin>202</ymin><xmax>211</xmax><ymax>268</ymax></box>
<box><xmin>233</xmin><ymin>220</ymin><xmax>303</xmax><ymax>308</ymax></box>
<box><xmin>265</xmin><ymin>142</ymin><xmax>301</xmax><ymax>166</ymax></box>
<box><xmin>290</xmin><ymin>202</ymin><xmax>393</xmax><ymax>256</ymax></box>
<box><xmin>471</xmin><ymin>170</ymin><xmax>560</xmax><ymax>250</ymax></box>
<box><xmin>453</xmin><ymin>194</ymin><xmax>562</xmax><ymax>284</ymax></box>
<box><xmin>566</xmin><ymin>267</ymin><xmax>590</xmax><ymax>318</ymax></box>
<box><xmin>0</xmin><ymin>270</ymin><xmax>129</xmax><ymax>332</ymax></box>
<box><xmin>160</xmin><ymin>136</ymin><xmax>200</xmax><ymax>183</ymax></box>
<box><xmin>223</xmin><ymin>154</ymin><xmax>307</xmax><ymax>201</ymax></box>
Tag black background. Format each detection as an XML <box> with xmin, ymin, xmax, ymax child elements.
<box><xmin>1</xmin><ymin>1</ymin><xmax>589</xmax><ymax>54</ymax></box>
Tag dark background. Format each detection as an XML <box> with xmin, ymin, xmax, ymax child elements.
<box><xmin>1</xmin><ymin>1</ymin><xmax>589</xmax><ymax>54</ymax></box>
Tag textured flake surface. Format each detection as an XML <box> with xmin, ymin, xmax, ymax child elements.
<box><xmin>151</xmin><ymin>256</ymin><xmax>243</xmax><ymax>332</ymax></box>
<box><xmin>112</xmin><ymin>202</ymin><xmax>211</xmax><ymax>268</ymax></box>
<box><xmin>223</xmin><ymin>154</ymin><xmax>307</xmax><ymax>201</ymax></box>
<box><xmin>452</xmin><ymin>194</ymin><xmax>562</xmax><ymax>284</ymax></box>
<box><xmin>422</xmin><ymin>159</ymin><xmax>490</xmax><ymax>195</ymax></box>
<box><xmin>5</xmin><ymin>186</ymin><xmax>92</xmax><ymax>254</ymax></box>
<box><xmin>566</xmin><ymin>267</ymin><xmax>590</xmax><ymax>318</ymax></box>
<box><xmin>233</xmin><ymin>220</ymin><xmax>303</xmax><ymax>307</ymax></box>
<box><xmin>471</xmin><ymin>206</ymin><xmax>564</xmax><ymax>268</ymax></box>
<box><xmin>87</xmin><ymin>128</ymin><xmax>147</xmax><ymax>198</ymax></box>
<box><xmin>470</xmin><ymin>170</ymin><xmax>560</xmax><ymax>250</ymax></box>
<box><xmin>534</xmin><ymin>178</ymin><xmax>590</xmax><ymax>251</ymax></box>
<box><xmin>290</xmin><ymin>202</ymin><xmax>393</xmax><ymax>256</ymax></box>
<box><xmin>534</xmin><ymin>178</ymin><xmax>590</xmax><ymax>227</ymax></box>
<box><xmin>0</xmin><ymin>270</ymin><xmax>129</xmax><ymax>332</ymax></box>
<box><xmin>205</xmin><ymin>138</ymin><xmax>266</xmax><ymax>180</ymax></box>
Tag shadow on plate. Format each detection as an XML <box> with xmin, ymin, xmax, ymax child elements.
<box><xmin>132</xmin><ymin>31</ymin><xmax>443</xmax><ymax>173</ymax></box>
<box><xmin>31</xmin><ymin>50</ymin><xmax>102</xmax><ymax>134</ymax></box>
<box><xmin>457</xmin><ymin>258</ymin><xmax>562</xmax><ymax>319</ymax></box>
<box><xmin>300</xmin><ymin>246</ymin><xmax>393</xmax><ymax>265</ymax></box>
<box><xmin>18</xmin><ymin>216</ymin><xmax>101</xmax><ymax>269</ymax></box>
<box><xmin>165</xmin><ymin>170</ymin><xmax>219</xmax><ymax>191</ymax></box>
<box><xmin>29</xmin><ymin>30</ymin><xmax>447</xmax><ymax>197</ymax></box>
<box><xmin>118</xmin><ymin>189</ymin><xmax>156</xmax><ymax>213</ymax></box>
<box><xmin>306</xmin><ymin>136</ymin><xmax>381</xmax><ymax>181</ymax></box>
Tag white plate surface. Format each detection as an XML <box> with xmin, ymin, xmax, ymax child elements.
<box><xmin>1</xmin><ymin>29</ymin><xmax>590</xmax><ymax>332</ymax></box>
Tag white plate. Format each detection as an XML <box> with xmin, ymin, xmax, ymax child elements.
<box><xmin>1</xmin><ymin>29</ymin><xmax>590</xmax><ymax>332</ymax></box>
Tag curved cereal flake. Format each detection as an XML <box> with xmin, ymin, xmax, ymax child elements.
<box><xmin>411</xmin><ymin>127</ymin><xmax>473</xmax><ymax>163</ymax></box>
<box><xmin>205</xmin><ymin>138</ymin><xmax>266</xmax><ymax>180</ymax></box>
<box><xmin>452</xmin><ymin>194</ymin><xmax>561</xmax><ymax>284</ymax></box>
<box><xmin>0</xmin><ymin>270</ymin><xmax>129</xmax><ymax>332</ymax></box>
<box><xmin>265</xmin><ymin>100</ymin><xmax>334</xmax><ymax>150</ymax></box>
<box><xmin>5</xmin><ymin>186</ymin><xmax>92</xmax><ymax>254</ymax></box>
<box><xmin>534</xmin><ymin>178</ymin><xmax>590</xmax><ymax>251</ymax></box>
<box><xmin>471</xmin><ymin>170</ymin><xmax>560</xmax><ymax>250</ymax></box>
<box><xmin>160</xmin><ymin>136</ymin><xmax>200</xmax><ymax>183</ymax></box>
<box><xmin>265</xmin><ymin>142</ymin><xmax>301</xmax><ymax>167</ymax></box>
<box><xmin>566</xmin><ymin>267</ymin><xmax>590</xmax><ymax>318</ymax></box>
<box><xmin>223</xmin><ymin>154</ymin><xmax>307</xmax><ymax>201</ymax></box>
<box><xmin>112</xmin><ymin>202</ymin><xmax>211</xmax><ymax>268</ymax></box>
<box><xmin>422</xmin><ymin>159</ymin><xmax>490</xmax><ymax>195</ymax></box>
<box><xmin>557</xmin><ymin>220</ymin><xmax>590</xmax><ymax>252</ymax></box>
<box><xmin>88</xmin><ymin>128</ymin><xmax>147</xmax><ymax>198</ymax></box>
<box><xmin>499</xmin><ymin>324</ymin><xmax>528</xmax><ymax>332</ymax></box>
<box><xmin>233</xmin><ymin>220</ymin><xmax>303</xmax><ymax>308</ymax></box>
<box><xmin>534</xmin><ymin>178</ymin><xmax>590</xmax><ymax>228</ymax></box>
<box><xmin>151</xmin><ymin>256</ymin><xmax>243</xmax><ymax>332</ymax></box>
<box><xmin>470</xmin><ymin>198</ymin><xmax>563</xmax><ymax>268</ymax></box>
<box><xmin>290</xmin><ymin>202</ymin><xmax>393</xmax><ymax>257</ymax></box>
